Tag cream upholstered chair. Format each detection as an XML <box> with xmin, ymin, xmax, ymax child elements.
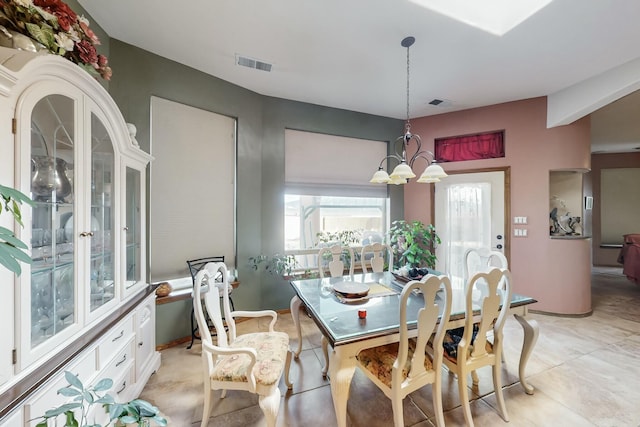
<box><xmin>318</xmin><ymin>244</ymin><xmax>355</xmax><ymax>278</ymax></box>
<box><xmin>193</xmin><ymin>262</ymin><xmax>292</xmax><ymax>427</ymax></box>
<box><xmin>360</xmin><ymin>242</ymin><xmax>393</xmax><ymax>273</ymax></box>
<box><xmin>438</xmin><ymin>267</ymin><xmax>512</xmax><ymax>427</ymax></box>
<box><xmin>356</xmin><ymin>274</ymin><xmax>452</xmax><ymax>427</ymax></box>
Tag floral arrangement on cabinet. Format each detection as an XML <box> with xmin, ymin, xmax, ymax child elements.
<box><xmin>0</xmin><ymin>0</ymin><xmax>111</xmax><ymax>80</ymax></box>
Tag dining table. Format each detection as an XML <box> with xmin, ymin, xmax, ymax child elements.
<box><xmin>289</xmin><ymin>271</ymin><xmax>539</xmax><ymax>427</ymax></box>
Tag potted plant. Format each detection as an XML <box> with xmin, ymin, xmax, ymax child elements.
<box><xmin>388</xmin><ymin>220</ymin><xmax>440</xmax><ymax>270</ymax></box>
<box><xmin>0</xmin><ymin>183</ymin><xmax>34</xmax><ymax>276</ymax></box>
<box><xmin>34</xmin><ymin>371</ymin><xmax>167</xmax><ymax>427</ymax></box>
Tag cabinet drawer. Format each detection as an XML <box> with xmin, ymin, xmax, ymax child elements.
<box><xmin>98</xmin><ymin>315</ymin><xmax>134</xmax><ymax>368</ymax></box>
<box><xmin>87</xmin><ymin>366</ymin><xmax>134</xmax><ymax>426</ymax></box>
<box><xmin>24</xmin><ymin>350</ymin><xmax>96</xmax><ymax>426</ymax></box>
<box><xmin>100</xmin><ymin>339</ymin><xmax>134</xmax><ymax>388</ymax></box>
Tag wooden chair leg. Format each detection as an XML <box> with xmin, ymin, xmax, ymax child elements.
<box><xmin>493</xmin><ymin>363</ymin><xmax>509</xmax><ymax>422</ymax></box>
<box><xmin>391</xmin><ymin>395</ymin><xmax>405</xmax><ymax>427</ymax></box>
<box><xmin>432</xmin><ymin>371</ymin><xmax>445</xmax><ymax>427</ymax></box>
<box><xmin>201</xmin><ymin>383</ymin><xmax>212</xmax><ymax>427</ymax></box>
<box><xmin>258</xmin><ymin>388</ymin><xmax>281</xmax><ymax>427</ymax></box>
<box><xmin>458</xmin><ymin>371</ymin><xmax>474</xmax><ymax>427</ymax></box>
<box><xmin>284</xmin><ymin>350</ymin><xmax>293</xmax><ymax>390</ymax></box>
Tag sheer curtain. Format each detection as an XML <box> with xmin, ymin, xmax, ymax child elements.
<box><xmin>440</xmin><ymin>182</ymin><xmax>492</xmax><ymax>288</ymax></box>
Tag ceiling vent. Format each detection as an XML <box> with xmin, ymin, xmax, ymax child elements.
<box><xmin>236</xmin><ymin>54</ymin><xmax>272</xmax><ymax>72</ymax></box>
<box><xmin>427</xmin><ymin>98</ymin><xmax>453</xmax><ymax>108</ymax></box>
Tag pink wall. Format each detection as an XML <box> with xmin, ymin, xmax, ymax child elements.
<box><xmin>404</xmin><ymin>97</ymin><xmax>593</xmax><ymax>315</ymax></box>
<box><xmin>592</xmin><ymin>152</ymin><xmax>640</xmax><ymax>265</ymax></box>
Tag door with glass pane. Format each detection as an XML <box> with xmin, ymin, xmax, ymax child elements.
<box><xmin>434</xmin><ymin>170</ymin><xmax>506</xmax><ymax>288</ymax></box>
<box><xmin>30</xmin><ymin>94</ymin><xmax>76</xmax><ymax>346</ymax></box>
<box><xmin>124</xmin><ymin>165</ymin><xmax>143</xmax><ymax>295</ymax></box>
<box><xmin>88</xmin><ymin>112</ymin><xmax>115</xmax><ymax>314</ymax></box>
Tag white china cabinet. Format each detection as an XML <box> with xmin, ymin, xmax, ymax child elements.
<box><xmin>0</xmin><ymin>47</ymin><xmax>159</xmax><ymax>423</ymax></box>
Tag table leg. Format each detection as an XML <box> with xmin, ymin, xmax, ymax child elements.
<box><xmin>290</xmin><ymin>296</ymin><xmax>303</xmax><ymax>358</ymax></box>
<box><xmin>328</xmin><ymin>346</ymin><xmax>356</xmax><ymax>427</ymax></box>
<box><xmin>321</xmin><ymin>336</ymin><xmax>330</xmax><ymax>377</ymax></box>
<box><xmin>514</xmin><ymin>313</ymin><xmax>539</xmax><ymax>395</ymax></box>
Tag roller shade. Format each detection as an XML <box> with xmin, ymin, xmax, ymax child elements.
<box><xmin>285</xmin><ymin>129</ymin><xmax>388</xmax><ymax>197</ymax></box>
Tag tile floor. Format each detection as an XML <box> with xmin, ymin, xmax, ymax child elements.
<box><xmin>140</xmin><ymin>267</ymin><xmax>640</xmax><ymax>426</ymax></box>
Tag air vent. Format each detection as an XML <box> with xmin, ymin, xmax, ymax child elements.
<box><xmin>427</xmin><ymin>98</ymin><xmax>453</xmax><ymax>108</ymax></box>
<box><xmin>236</xmin><ymin>54</ymin><xmax>272</xmax><ymax>72</ymax></box>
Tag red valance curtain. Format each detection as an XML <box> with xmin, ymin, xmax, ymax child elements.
<box><xmin>435</xmin><ymin>130</ymin><xmax>504</xmax><ymax>162</ymax></box>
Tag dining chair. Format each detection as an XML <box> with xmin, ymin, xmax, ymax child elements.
<box><xmin>318</xmin><ymin>244</ymin><xmax>355</xmax><ymax>278</ymax></box>
<box><xmin>186</xmin><ymin>256</ymin><xmax>232</xmax><ymax>349</ymax></box>
<box><xmin>360</xmin><ymin>242</ymin><xmax>393</xmax><ymax>273</ymax></box>
<box><xmin>437</xmin><ymin>267</ymin><xmax>513</xmax><ymax>427</ymax></box>
<box><xmin>463</xmin><ymin>247</ymin><xmax>508</xmax><ymax>284</ymax></box>
<box><xmin>193</xmin><ymin>262</ymin><xmax>292</xmax><ymax>427</ymax></box>
<box><xmin>355</xmin><ymin>274</ymin><xmax>452</xmax><ymax>427</ymax></box>
<box><xmin>319</xmin><ymin>244</ymin><xmax>357</xmax><ymax>375</ymax></box>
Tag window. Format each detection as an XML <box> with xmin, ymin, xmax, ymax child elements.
<box><xmin>285</xmin><ymin>194</ymin><xmax>387</xmax><ymax>250</ymax></box>
<box><xmin>284</xmin><ymin>130</ymin><xmax>389</xmax><ymax>255</ymax></box>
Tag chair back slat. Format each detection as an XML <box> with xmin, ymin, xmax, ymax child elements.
<box><xmin>463</xmin><ymin>248</ymin><xmax>507</xmax><ymax>286</ymax></box>
<box><xmin>318</xmin><ymin>245</ymin><xmax>354</xmax><ymax>278</ymax></box>
<box><xmin>193</xmin><ymin>262</ymin><xmax>234</xmax><ymax>350</ymax></box>
<box><xmin>361</xmin><ymin>242</ymin><xmax>393</xmax><ymax>273</ymax></box>
<box><xmin>462</xmin><ymin>267</ymin><xmax>512</xmax><ymax>360</ymax></box>
<box><xmin>397</xmin><ymin>274</ymin><xmax>451</xmax><ymax>385</ymax></box>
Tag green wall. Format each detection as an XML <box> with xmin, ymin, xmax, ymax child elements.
<box><xmin>106</xmin><ymin>39</ymin><xmax>404</xmax><ymax>344</ymax></box>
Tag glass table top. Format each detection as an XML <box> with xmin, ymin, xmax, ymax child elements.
<box><xmin>290</xmin><ymin>271</ymin><xmax>536</xmax><ymax>347</ymax></box>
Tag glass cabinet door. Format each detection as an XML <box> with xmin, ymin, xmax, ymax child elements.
<box><xmin>125</xmin><ymin>167</ymin><xmax>141</xmax><ymax>289</ymax></box>
<box><xmin>89</xmin><ymin>113</ymin><xmax>115</xmax><ymax>312</ymax></box>
<box><xmin>30</xmin><ymin>94</ymin><xmax>76</xmax><ymax>348</ymax></box>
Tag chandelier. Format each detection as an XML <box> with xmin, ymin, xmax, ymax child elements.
<box><xmin>370</xmin><ymin>36</ymin><xmax>447</xmax><ymax>185</ymax></box>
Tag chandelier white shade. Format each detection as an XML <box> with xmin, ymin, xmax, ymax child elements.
<box><xmin>370</xmin><ymin>36</ymin><xmax>447</xmax><ymax>185</ymax></box>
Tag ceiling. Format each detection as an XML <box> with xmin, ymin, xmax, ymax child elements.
<box><xmin>78</xmin><ymin>0</ymin><xmax>640</xmax><ymax>153</ymax></box>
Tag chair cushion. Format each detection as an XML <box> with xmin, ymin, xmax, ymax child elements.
<box><xmin>442</xmin><ymin>325</ymin><xmax>493</xmax><ymax>363</ymax></box>
<box><xmin>356</xmin><ymin>339</ymin><xmax>433</xmax><ymax>388</ymax></box>
<box><xmin>210</xmin><ymin>331</ymin><xmax>289</xmax><ymax>386</ymax></box>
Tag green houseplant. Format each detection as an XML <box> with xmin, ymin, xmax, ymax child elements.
<box><xmin>34</xmin><ymin>371</ymin><xmax>167</xmax><ymax>427</ymax></box>
<box><xmin>388</xmin><ymin>220</ymin><xmax>440</xmax><ymax>270</ymax></box>
<box><xmin>0</xmin><ymin>183</ymin><xmax>34</xmax><ymax>276</ymax></box>
<box><xmin>249</xmin><ymin>253</ymin><xmax>300</xmax><ymax>278</ymax></box>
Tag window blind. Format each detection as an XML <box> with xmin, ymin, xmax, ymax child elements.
<box><xmin>284</xmin><ymin>129</ymin><xmax>388</xmax><ymax>197</ymax></box>
<box><xmin>150</xmin><ymin>97</ymin><xmax>236</xmax><ymax>283</ymax></box>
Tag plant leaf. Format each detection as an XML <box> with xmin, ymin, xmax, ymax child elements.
<box><xmin>44</xmin><ymin>403</ymin><xmax>81</xmax><ymax>417</ymax></box>
<box><xmin>0</xmin><ymin>184</ymin><xmax>34</xmax><ymax>205</ymax></box>
<box><xmin>93</xmin><ymin>377</ymin><xmax>113</xmax><ymax>391</ymax></box>
<box><xmin>63</xmin><ymin>410</ymin><xmax>79</xmax><ymax>427</ymax></box>
<box><xmin>58</xmin><ymin>386</ymin><xmax>82</xmax><ymax>397</ymax></box>
<box><xmin>65</xmin><ymin>371</ymin><xmax>84</xmax><ymax>389</ymax></box>
<box><xmin>0</xmin><ymin>247</ymin><xmax>21</xmax><ymax>275</ymax></box>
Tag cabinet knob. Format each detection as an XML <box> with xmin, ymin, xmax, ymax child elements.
<box><xmin>138</xmin><ymin>341</ymin><xmax>143</xmax><ymax>347</ymax></box>
<box><xmin>123</xmin><ymin>226</ymin><xmax>129</xmax><ymax>231</ymax></box>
